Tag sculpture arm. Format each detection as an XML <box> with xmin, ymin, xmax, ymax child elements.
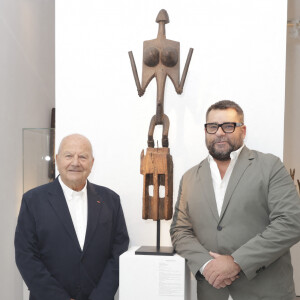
<box><xmin>128</xmin><ymin>51</ymin><xmax>144</xmax><ymax>96</ymax></box>
<box><xmin>176</xmin><ymin>48</ymin><xmax>193</xmax><ymax>94</ymax></box>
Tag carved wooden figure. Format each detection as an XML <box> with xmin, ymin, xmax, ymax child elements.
<box><xmin>129</xmin><ymin>9</ymin><xmax>193</xmax><ymax>147</ymax></box>
<box><xmin>290</xmin><ymin>168</ymin><xmax>295</xmax><ymax>181</ymax></box>
<box><xmin>289</xmin><ymin>168</ymin><xmax>300</xmax><ymax>194</ymax></box>
<box><xmin>129</xmin><ymin>9</ymin><xmax>193</xmax><ymax>222</ymax></box>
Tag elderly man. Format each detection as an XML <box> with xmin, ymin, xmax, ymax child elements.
<box><xmin>170</xmin><ymin>100</ymin><xmax>300</xmax><ymax>300</ymax></box>
<box><xmin>15</xmin><ymin>134</ymin><xmax>129</xmax><ymax>300</ymax></box>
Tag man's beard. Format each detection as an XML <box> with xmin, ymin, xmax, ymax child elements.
<box><xmin>206</xmin><ymin>138</ymin><xmax>241</xmax><ymax>161</ymax></box>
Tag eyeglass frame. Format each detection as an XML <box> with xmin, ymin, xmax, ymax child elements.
<box><xmin>204</xmin><ymin>122</ymin><xmax>244</xmax><ymax>134</ymax></box>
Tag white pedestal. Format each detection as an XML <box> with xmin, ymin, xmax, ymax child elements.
<box><xmin>119</xmin><ymin>247</ymin><xmax>191</xmax><ymax>300</ymax></box>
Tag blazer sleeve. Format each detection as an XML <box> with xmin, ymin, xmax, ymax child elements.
<box><xmin>15</xmin><ymin>194</ymin><xmax>71</xmax><ymax>300</ymax></box>
<box><xmin>232</xmin><ymin>156</ymin><xmax>300</xmax><ymax>280</ymax></box>
<box><xmin>170</xmin><ymin>177</ymin><xmax>212</xmax><ymax>278</ymax></box>
<box><xmin>88</xmin><ymin>196</ymin><xmax>129</xmax><ymax>300</ymax></box>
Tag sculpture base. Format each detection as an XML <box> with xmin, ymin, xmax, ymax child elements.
<box><xmin>120</xmin><ymin>247</ymin><xmax>188</xmax><ymax>300</ymax></box>
<box><xmin>135</xmin><ymin>246</ymin><xmax>174</xmax><ymax>256</ymax></box>
<box><xmin>140</xmin><ymin>147</ymin><xmax>173</xmax><ymax>220</ymax></box>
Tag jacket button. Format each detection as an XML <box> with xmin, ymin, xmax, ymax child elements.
<box><xmin>217</xmin><ymin>225</ymin><xmax>222</xmax><ymax>231</ymax></box>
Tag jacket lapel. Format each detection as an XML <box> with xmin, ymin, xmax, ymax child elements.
<box><xmin>82</xmin><ymin>181</ymin><xmax>103</xmax><ymax>254</ymax></box>
<box><xmin>47</xmin><ymin>178</ymin><xmax>81</xmax><ymax>251</ymax></box>
<box><xmin>198</xmin><ymin>159</ymin><xmax>219</xmax><ymax>222</ymax></box>
<box><xmin>219</xmin><ymin>147</ymin><xmax>255</xmax><ymax>219</ymax></box>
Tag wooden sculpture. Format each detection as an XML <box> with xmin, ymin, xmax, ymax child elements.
<box><xmin>290</xmin><ymin>168</ymin><xmax>300</xmax><ymax>194</ymax></box>
<box><xmin>129</xmin><ymin>9</ymin><xmax>193</xmax><ymax>221</ymax></box>
<box><xmin>140</xmin><ymin>147</ymin><xmax>173</xmax><ymax>220</ymax></box>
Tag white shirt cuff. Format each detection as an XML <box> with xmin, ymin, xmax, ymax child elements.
<box><xmin>200</xmin><ymin>259</ymin><xmax>213</xmax><ymax>274</ymax></box>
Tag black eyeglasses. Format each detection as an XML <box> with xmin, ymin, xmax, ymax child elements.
<box><xmin>204</xmin><ymin>122</ymin><xmax>244</xmax><ymax>134</ymax></box>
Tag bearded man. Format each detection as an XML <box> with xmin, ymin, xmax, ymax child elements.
<box><xmin>170</xmin><ymin>100</ymin><xmax>300</xmax><ymax>300</ymax></box>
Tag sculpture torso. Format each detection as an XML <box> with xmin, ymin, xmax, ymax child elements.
<box><xmin>143</xmin><ymin>46</ymin><xmax>178</xmax><ymax>68</ymax></box>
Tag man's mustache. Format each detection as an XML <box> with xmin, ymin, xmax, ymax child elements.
<box><xmin>212</xmin><ymin>138</ymin><xmax>229</xmax><ymax>144</ymax></box>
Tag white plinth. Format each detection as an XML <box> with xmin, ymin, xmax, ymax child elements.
<box><xmin>119</xmin><ymin>247</ymin><xmax>191</xmax><ymax>300</ymax></box>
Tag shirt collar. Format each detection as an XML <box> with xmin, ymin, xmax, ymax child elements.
<box><xmin>208</xmin><ymin>144</ymin><xmax>245</xmax><ymax>163</ymax></box>
<box><xmin>58</xmin><ymin>176</ymin><xmax>87</xmax><ymax>199</ymax></box>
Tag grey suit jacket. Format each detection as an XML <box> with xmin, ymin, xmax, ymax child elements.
<box><xmin>170</xmin><ymin>147</ymin><xmax>300</xmax><ymax>300</ymax></box>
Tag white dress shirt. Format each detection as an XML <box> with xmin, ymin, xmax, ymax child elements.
<box><xmin>208</xmin><ymin>145</ymin><xmax>244</xmax><ymax>216</ymax></box>
<box><xmin>59</xmin><ymin>176</ymin><xmax>88</xmax><ymax>250</ymax></box>
<box><xmin>201</xmin><ymin>145</ymin><xmax>244</xmax><ymax>300</ymax></box>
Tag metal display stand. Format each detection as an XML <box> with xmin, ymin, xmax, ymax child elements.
<box><xmin>135</xmin><ymin>220</ymin><xmax>174</xmax><ymax>256</ymax></box>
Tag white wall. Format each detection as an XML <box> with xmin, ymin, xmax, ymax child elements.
<box><xmin>56</xmin><ymin>0</ymin><xmax>287</xmax><ymax>298</ymax></box>
<box><xmin>285</xmin><ymin>0</ymin><xmax>300</xmax><ymax>183</ymax></box>
<box><xmin>285</xmin><ymin>0</ymin><xmax>300</xmax><ymax>295</ymax></box>
<box><xmin>0</xmin><ymin>0</ymin><xmax>55</xmax><ymax>299</ymax></box>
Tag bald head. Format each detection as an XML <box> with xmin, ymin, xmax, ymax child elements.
<box><xmin>58</xmin><ymin>134</ymin><xmax>94</xmax><ymax>157</ymax></box>
<box><xmin>56</xmin><ymin>134</ymin><xmax>94</xmax><ymax>191</ymax></box>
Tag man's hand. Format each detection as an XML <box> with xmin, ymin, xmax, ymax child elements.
<box><xmin>203</xmin><ymin>251</ymin><xmax>241</xmax><ymax>289</ymax></box>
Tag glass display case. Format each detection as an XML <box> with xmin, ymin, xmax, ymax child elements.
<box><xmin>22</xmin><ymin>128</ymin><xmax>55</xmax><ymax>299</ymax></box>
<box><xmin>23</xmin><ymin>128</ymin><xmax>55</xmax><ymax>193</ymax></box>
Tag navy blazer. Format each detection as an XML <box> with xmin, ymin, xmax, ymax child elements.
<box><xmin>15</xmin><ymin>178</ymin><xmax>129</xmax><ymax>300</ymax></box>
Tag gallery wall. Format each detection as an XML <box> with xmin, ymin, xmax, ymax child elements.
<box><xmin>285</xmin><ymin>0</ymin><xmax>300</xmax><ymax>295</ymax></box>
<box><xmin>56</xmin><ymin>0</ymin><xmax>288</xmax><ymax>298</ymax></box>
<box><xmin>0</xmin><ymin>0</ymin><xmax>55</xmax><ymax>299</ymax></box>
